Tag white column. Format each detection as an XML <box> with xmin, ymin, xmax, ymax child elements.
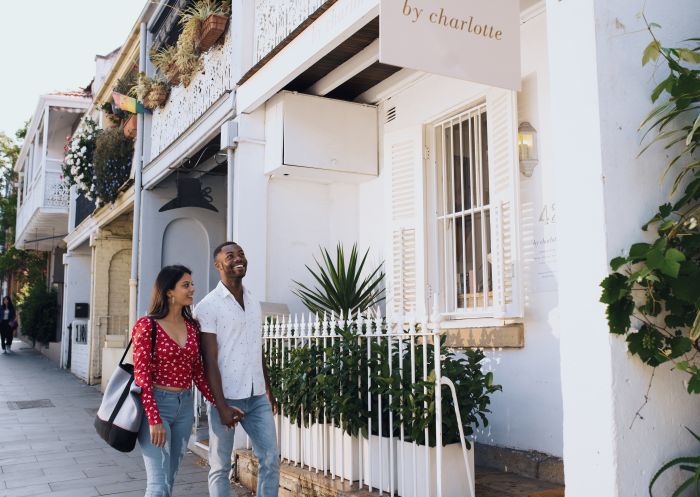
<box><xmin>231</xmin><ymin>108</ymin><xmax>267</xmax><ymax>299</ymax></box>
<box><xmin>547</xmin><ymin>1</ymin><xmax>700</xmax><ymax>496</ymax></box>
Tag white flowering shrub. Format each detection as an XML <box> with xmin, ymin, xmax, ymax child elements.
<box><xmin>62</xmin><ymin>118</ymin><xmax>100</xmax><ymax>201</ymax></box>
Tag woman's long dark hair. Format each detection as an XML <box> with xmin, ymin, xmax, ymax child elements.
<box><xmin>2</xmin><ymin>296</ymin><xmax>14</xmax><ymax>311</ymax></box>
<box><xmin>148</xmin><ymin>265</ymin><xmax>196</xmax><ymax>324</ymax></box>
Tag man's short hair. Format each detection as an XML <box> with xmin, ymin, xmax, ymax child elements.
<box><xmin>213</xmin><ymin>241</ymin><xmax>240</xmax><ymax>260</ymax></box>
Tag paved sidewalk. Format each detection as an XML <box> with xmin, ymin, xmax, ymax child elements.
<box><xmin>0</xmin><ymin>341</ymin><xmax>251</xmax><ymax>497</ymax></box>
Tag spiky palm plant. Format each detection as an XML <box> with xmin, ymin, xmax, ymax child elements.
<box><xmin>292</xmin><ymin>243</ymin><xmax>385</xmax><ymax>317</ymax></box>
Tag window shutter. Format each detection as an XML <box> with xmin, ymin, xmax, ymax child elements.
<box><xmin>486</xmin><ymin>89</ymin><xmax>523</xmax><ymax>318</ymax></box>
<box><xmin>385</xmin><ymin>127</ymin><xmax>425</xmax><ymax>317</ymax></box>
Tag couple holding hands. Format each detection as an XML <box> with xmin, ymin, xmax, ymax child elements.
<box><xmin>132</xmin><ymin>241</ymin><xmax>279</xmax><ymax>497</ymax></box>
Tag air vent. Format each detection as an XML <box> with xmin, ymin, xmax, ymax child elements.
<box><xmin>386</xmin><ymin>106</ymin><xmax>397</xmax><ymax>123</ymax></box>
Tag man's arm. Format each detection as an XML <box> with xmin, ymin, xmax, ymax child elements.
<box><xmin>262</xmin><ymin>349</ymin><xmax>278</xmax><ymax>414</ymax></box>
<box><xmin>201</xmin><ymin>333</ymin><xmax>244</xmax><ymax>426</ymax></box>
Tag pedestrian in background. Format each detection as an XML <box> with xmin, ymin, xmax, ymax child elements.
<box><xmin>1</xmin><ymin>296</ymin><xmax>16</xmax><ymax>354</ymax></box>
<box><xmin>132</xmin><ymin>265</ymin><xmax>223</xmax><ymax>497</ymax></box>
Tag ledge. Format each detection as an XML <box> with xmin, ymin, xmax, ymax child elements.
<box><xmin>442</xmin><ymin>323</ymin><xmax>524</xmax><ymax>349</ymax></box>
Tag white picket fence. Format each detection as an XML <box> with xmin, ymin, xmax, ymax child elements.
<box><xmin>262</xmin><ymin>307</ymin><xmax>475</xmax><ymax>497</ymax></box>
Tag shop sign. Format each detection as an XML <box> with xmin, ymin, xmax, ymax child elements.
<box><xmin>380</xmin><ymin>0</ymin><xmax>521</xmax><ymax>90</ymax></box>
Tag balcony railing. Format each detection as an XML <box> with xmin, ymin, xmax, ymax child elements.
<box><xmin>149</xmin><ymin>32</ymin><xmax>233</xmax><ymax>159</ymax></box>
<box><xmin>254</xmin><ymin>0</ymin><xmax>328</xmax><ymax>62</ymax></box>
<box><xmin>16</xmin><ymin>160</ymin><xmax>69</xmax><ymax>240</ymax></box>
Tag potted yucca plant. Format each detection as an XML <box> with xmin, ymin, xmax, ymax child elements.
<box><xmin>131</xmin><ymin>72</ymin><xmax>170</xmax><ymax>110</ymax></box>
<box><xmin>150</xmin><ymin>46</ymin><xmax>181</xmax><ymax>86</ymax></box>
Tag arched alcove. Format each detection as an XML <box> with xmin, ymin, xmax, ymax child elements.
<box><xmin>161</xmin><ymin>218</ymin><xmax>210</xmax><ymax>306</ymax></box>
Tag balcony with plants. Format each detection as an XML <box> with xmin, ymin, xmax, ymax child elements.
<box><xmin>147</xmin><ymin>0</ymin><xmax>233</xmax><ymax>159</ymax></box>
<box><xmin>15</xmin><ymin>95</ymin><xmax>90</xmax><ymax>250</ymax></box>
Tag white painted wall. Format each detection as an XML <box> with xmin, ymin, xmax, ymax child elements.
<box><xmin>137</xmin><ymin>174</ymin><xmax>226</xmax><ymax>315</ymax></box>
<box><xmin>62</xmin><ymin>246</ymin><xmax>92</xmax><ymax>381</ymax></box>
<box><xmin>547</xmin><ymin>0</ymin><xmax>700</xmax><ymax>495</ymax></box>
<box><xmin>265</xmin><ymin>177</ymin><xmax>362</xmax><ymax>315</ymax></box>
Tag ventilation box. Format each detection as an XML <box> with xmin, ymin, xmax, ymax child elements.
<box><xmin>264</xmin><ymin>91</ymin><xmax>378</xmax><ymax>182</ymax></box>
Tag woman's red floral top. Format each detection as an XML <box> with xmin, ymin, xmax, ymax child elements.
<box><xmin>132</xmin><ymin>316</ymin><xmax>215</xmax><ymax>425</ymax></box>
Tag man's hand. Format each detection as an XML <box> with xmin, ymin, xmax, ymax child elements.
<box><xmin>218</xmin><ymin>405</ymin><xmax>245</xmax><ymax>428</ymax></box>
<box><xmin>266</xmin><ymin>387</ymin><xmax>278</xmax><ymax>415</ymax></box>
<box><xmin>149</xmin><ymin>423</ymin><xmax>167</xmax><ymax>448</ymax></box>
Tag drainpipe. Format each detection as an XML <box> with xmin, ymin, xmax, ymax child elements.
<box><xmin>221</xmin><ymin>120</ymin><xmax>238</xmax><ymax>240</ymax></box>
<box><xmin>129</xmin><ymin>21</ymin><xmax>147</xmax><ymax>329</ymax></box>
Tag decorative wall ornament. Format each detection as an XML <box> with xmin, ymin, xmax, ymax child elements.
<box><xmin>254</xmin><ymin>0</ymin><xmax>327</xmax><ymax>62</ymax></box>
<box><xmin>45</xmin><ymin>171</ymin><xmax>70</xmax><ymax>208</ymax></box>
<box><xmin>159</xmin><ymin>177</ymin><xmax>218</xmax><ymax>212</ymax></box>
<box><xmin>150</xmin><ymin>33</ymin><xmax>233</xmax><ymax>158</ymax></box>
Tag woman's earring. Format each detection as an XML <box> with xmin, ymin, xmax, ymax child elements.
<box><xmin>170</xmin><ymin>295</ymin><xmax>175</xmax><ymax>305</ymax></box>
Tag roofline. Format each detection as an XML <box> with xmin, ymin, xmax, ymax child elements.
<box><xmin>91</xmin><ymin>1</ymin><xmax>161</xmax><ymax>112</ymax></box>
<box><xmin>14</xmin><ymin>94</ymin><xmax>92</xmax><ymax>173</ymax></box>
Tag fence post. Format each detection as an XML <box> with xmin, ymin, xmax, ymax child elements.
<box><xmin>432</xmin><ymin>295</ymin><xmax>443</xmax><ymax>497</ymax></box>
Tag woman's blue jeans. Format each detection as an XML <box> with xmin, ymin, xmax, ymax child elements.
<box><xmin>138</xmin><ymin>388</ymin><xmax>194</xmax><ymax>497</ymax></box>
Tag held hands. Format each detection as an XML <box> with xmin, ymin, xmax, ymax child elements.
<box><xmin>218</xmin><ymin>405</ymin><xmax>245</xmax><ymax>428</ymax></box>
<box><xmin>149</xmin><ymin>423</ymin><xmax>167</xmax><ymax>448</ymax></box>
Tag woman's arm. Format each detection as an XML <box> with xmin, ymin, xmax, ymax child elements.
<box><xmin>132</xmin><ymin>318</ymin><xmax>161</xmax><ymax>426</ymax></box>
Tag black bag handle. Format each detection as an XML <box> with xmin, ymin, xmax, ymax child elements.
<box><xmin>119</xmin><ymin>318</ymin><xmax>158</xmax><ymax>366</ymax></box>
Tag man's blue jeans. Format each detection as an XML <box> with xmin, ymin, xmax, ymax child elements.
<box><xmin>138</xmin><ymin>388</ymin><xmax>194</xmax><ymax>497</ymax></box>
<box><xmin>208</xmin><ymin>394</ymin><xmax>280</xmax><ymax>497</ymax></box>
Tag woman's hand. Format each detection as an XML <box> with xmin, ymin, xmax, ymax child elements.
<box><xmin>150</xmin><ymin>423</ymin><xmax>167</xmax><ymax>448</ymax></box>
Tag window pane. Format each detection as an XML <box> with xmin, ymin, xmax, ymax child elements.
<box><xmin>481</xmin><ymin>112</ymin><xmax>490</xmax><ymax>205</ymax></box>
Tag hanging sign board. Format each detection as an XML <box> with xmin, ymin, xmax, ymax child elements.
<box><xmin>380</xmin><ymin>0</ymin><xmax>521</xmax><ymax>91</ymax></box>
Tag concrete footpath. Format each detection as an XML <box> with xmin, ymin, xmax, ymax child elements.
<box><xmin>0</xmin><ymin>341</ymin><xmax>251</xmax><ymax>497</ymax></box>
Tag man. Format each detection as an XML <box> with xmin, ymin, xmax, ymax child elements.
<box><xmin>196</xmin><ymin>242</ymin><xmax>279</xmax><ymax>497</ymax></box>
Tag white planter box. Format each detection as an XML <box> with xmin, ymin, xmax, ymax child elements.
<box><xmin>362</xmin><ymin>435</ymin><xmax>398</xmax><ymax>493</ymax></box>
<box><xmin>278</xmin><ymin>415</ymin><xmax>301</xmax><ymax>464</ymax></box>
<box><xmin>328</xmin><ymin>426</ymin><xmax>360</xmax><ymax>481</ymax></box>
<box><xmin>301</xmin><ymin>421</ymin><xmax>327</xmax><ymax>471</ymax></box>
<box><xmin>396</xmin><ymin>441</ymin><xmax>475</xmax><ymax>497</ymax></box>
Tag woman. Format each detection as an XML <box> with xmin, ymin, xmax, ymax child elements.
<box><xmin>132</xmin><ymin>265</ymin><xmax>215</xmax><ymax>497</ymax></box>
<box><xmin>1</xmin><ymin>296</ymin><xmax>16</xmax><ymax>354</ymax></box>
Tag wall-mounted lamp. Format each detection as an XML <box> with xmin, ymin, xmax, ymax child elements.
<box><xmin>518</xmin><ymin>122</ymin><xmax>538</xmax><ymax>177</ymax></box>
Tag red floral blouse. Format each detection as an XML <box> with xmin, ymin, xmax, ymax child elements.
<box><xmin>132</xmin><ymin>316</ymin><xmax>215</xmax><ymax>425</ymax></box>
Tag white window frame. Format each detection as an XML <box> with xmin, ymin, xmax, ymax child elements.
<box><xmin>427</xmin><ymin>94</ymin><xmax>521</xmax><ymax>319</ymax></box>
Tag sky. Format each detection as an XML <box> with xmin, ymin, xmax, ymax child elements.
<box><xmin>0</xmin><ymin>0</ymin><xmax>146</xmax><ymax>140</ymax></box>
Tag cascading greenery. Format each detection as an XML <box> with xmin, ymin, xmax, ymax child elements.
<box><xmin>599</xmin><ymin>26</ymin><xmax>700</xmax><ymax>394</ymax></box>
<box><xmin>598</xmin><ymin>24</ymin><xmax>700</xmax><ymax>497</ymax></box>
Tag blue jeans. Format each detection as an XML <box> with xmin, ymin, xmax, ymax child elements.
<box><xmin>208</xmin><ymin>394</ymin><xmax>279</xmax><ymax>497</ymax></box>
<box><xmin>138</xmin><ymin>388</ymin><xmax>194</xmax><ymax>497</ymax></box>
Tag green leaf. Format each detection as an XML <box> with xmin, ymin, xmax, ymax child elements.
<box><xmin>600</xmin><ymin>273</ymin><xmax>631</xmax><ymax>304</ymax></box>
<box><xmin>667</xmin><ymin>336</ymin><xmax>692</xmax><ymax>358</ymax></box>
<box><xmin>676</xmin><ymin>48</ymin><xmax>700</xmax><ymax>64</ymax></box>
<box><xmin>629</xmin><ymin>242</ymin><xmax>651</xmax><ymax>260</ymax></box>
<box><xmin>626</xmin><ymin>325</ymin><xmax>667</xmax><ymax>366</ymax></box>
<box><xmin>610</xmin><ymin>256</ymin><xmax>628</xmax><ymax>270</ymax></box>
<box><xmin>688</xmin><ymin>372</ymin><xmax>700</xmax><ymax>394</ymax></box>
<box><xmin>606</xmin><ymin>297</ymin><xmax>635</xmax><ymax>335</ymax></box>
<box><xmin>651</xmin><ymin>75</ymin><xmax>674</xmax><ymax>103</ymax></box>
<box><xmin>642</xmin><ymin>40</ymin><xmax>661</xmax><ymax>66</ymax></box>
<box><xmin>688</xmin><ymin>114</ymin><xmax>700</xmax><ymax>146</ymax></box>
<box><xmin>690</xmin><ymin>311</ymin><xmax>700</xmax><ymax>341</ymax></box>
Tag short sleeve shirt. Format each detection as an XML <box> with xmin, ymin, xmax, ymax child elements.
<box><xmin>194</xmin><ymin>282</ymin><xmax>265</xmax><ymax>400</ymax></box>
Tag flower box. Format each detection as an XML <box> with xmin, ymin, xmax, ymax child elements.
<box><xmin>166</xmin><ymin>63</ymin><xmax>181</xmax><ymax>86</ymax></box>
<box><xmin>328</xmin><ymin>426</ymin><xmax>360</xmax><ymax>481</ymax></box>
<box><xmin>197</xmin><ymin>14</ymin><xmax>228</xmax><ymax>52</ymax></box>
<box><xmin>123</xmin><ymin>114</ymin><xmax>137</xmax><ymax>139</ymax></box>
<box><xmin>396</xmin><ymin>441</ymin><xmax>475</xmax><ymax>497</ymax></box>
<box><xmin>145</xmin><ymin>85</ymin><xmax>169</xmax><ymax>109</ymax></box>
<box><xmin>362</xmin><ymin>435</ymin><xmax>397</xmax><ymax>493</ymax></box>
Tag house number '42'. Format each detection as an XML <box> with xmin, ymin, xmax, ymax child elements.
<box><xmin>539</xmin><ymin>203</ymin><xmax>556</xmax><ymax>224</ymax></box>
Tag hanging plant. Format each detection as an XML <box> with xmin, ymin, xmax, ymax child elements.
<box><xmin>130</xmin><ymin>72</ymin><xmax>171</xmax><ymax>110</ymax></box>
<box><xmin>62</xmin><ymin>118</ymin><xmax>100</xmax><ymax>201</ymax></box>
<box><xmin>150</xmin><ymin>46</ymin><xmax>181</xmax><ymax>86</ymax></box>
<box><xmin>93</xmin><ymin>128</ymin><xmax>134</xmax><ymax>206</ymax></box>
<box><xmin>180</xmin><ymin>0</ymin><xmax>231</xmax><ymax>52</ymax></box>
